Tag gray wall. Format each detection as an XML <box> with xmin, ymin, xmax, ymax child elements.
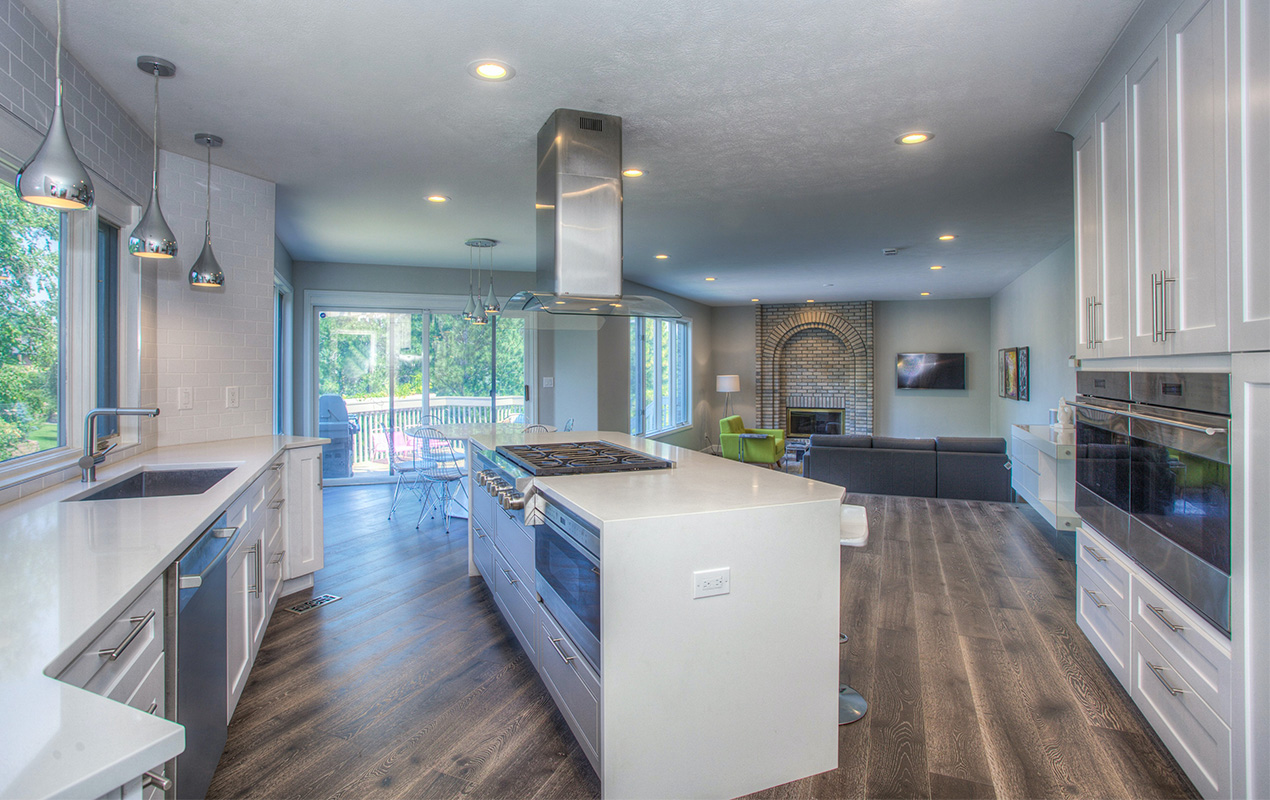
<box><xmin>274</xmin><ymin>237</ymin><xmax>294</xmax><ymax>285</ymax></box>
<box><xmin>989</xmin><ymin>240</ymin><xmax>1078</xmax><ymax>439</ymax></box>
<box><xmin>710</xmin><ymin>306</ymin><xmax>758</xmax><ymax>432</ymax></box>
<box><xmin>872</xmin><ymin>299</ymin><xmax>993</xmax><ymax>438</ymax></box>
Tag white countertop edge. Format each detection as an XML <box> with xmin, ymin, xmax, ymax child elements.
<box><xmin>1011</xmin><ymin>423</ymin><xmax>1075</xmax><ymax>459</ymax></box>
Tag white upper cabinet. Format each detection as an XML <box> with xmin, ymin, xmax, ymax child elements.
<box><xmin>1075</xmin><ymin>118</ymin><xmax>1102</xmax><ymax>354</ymax></box>
<box><xmin>1232</xmin><ymin>0</ymin><xmax>1270</xmax><ymax>350</ymax></box>
<box><xmin>1097</xmin><ymin>84</ymin><xmax>1132</xmax><ymax>357</ymax></box>
<box><xmin>1128</xmin><ymin>31</ymin><xmax>1171</xmax><ymax>354</ymax></box>
<box><xmin>1166</xmin><ymin>0</ymin><xmax>1231</xmax><ymax>354</ymax></box>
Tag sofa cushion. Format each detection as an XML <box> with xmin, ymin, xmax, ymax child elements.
<box><xmin>873</xmin><ymin>436</ymin><xmax>936</xmax><ymax>451</ymax></box>
<box><xmin>810</xmin><ymin>434</ymin><xmax>872</xmax><ymax>449</ymax></box>
<box><xmin>935</xmin><ymin>436</ymin><xmax>1006</xmax><ymax>454</ymax></box>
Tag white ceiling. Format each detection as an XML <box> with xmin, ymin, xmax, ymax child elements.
<box><xmin>33</xmin><ymin>0</ymin><xmax>1140</xmax><ymax>305</ymax></box>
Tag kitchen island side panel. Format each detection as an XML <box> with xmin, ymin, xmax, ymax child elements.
<box><xmin>599</xmin><ymin>498</ymin><xmax>841</xmax><ymax>799</ymax></box>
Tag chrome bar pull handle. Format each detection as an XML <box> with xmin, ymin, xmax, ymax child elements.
<box><xmin>1091</xmin><ymin>297</ymin><xmax>1103</xmax><ymax>344</ymax></box>
<box><xmin>1160</xmin><ymin>270</ymin><xmax>1176</xmax><ymax>340</ymax></box>
<box><xmin>1148</xmin><ymin>662</ymin><xmax>1185</xmax><ymax>696</ymax></box>
<box><xmin>501</xmin><ymin>568</ymin><xmax>519</xmax><ymax>585</ymax></box>
<box><xmin>98</xmin><ymin>610</ymin><xmax>155</xmax><ymax>660</ymax></box>
<box><xmin>247</xmin><ymin>544</ymin><xmax>261</xmax><ymax>597</ymax></box>
<box><xmin>548</xmin><ymin>636</ymin><xmax>576</xmax><ymax>665</ymax></box>
<box><xmin>211</xmin><ymin>526</ymin><xmax>238</xmax><ymax>539</ymax></box>
<box><xmin>1151</xmin><ymin>272</ymin><xmax>1161</xmax><ymax>342</ymax></box>
<box><xmin>269</xmin><ymin>499</ymin><xmax>285</xmax><ymax>510</ymax></box>
<box><xmin>271</xmin><ymin>462</ymin><xmax>285</xmax><ymax>471</ymax></box>
<box><xmin>1146</xmin><ymin>603</ymin><xmax>1185</xmax><ymax>632</ymax></box>
<box><xmin>145</xmin><ymin>701</ymin><xmax>158</xmax><ymax>715</ymax></box>
<box><xmin>1083</xmin><ymin>588</ymin><xmax>1108</xmax><ymax>609</ymax></box>
<box><xmin>1082</xmin><ymin>544</ymin><xmax>1108</xmax><ymax>563</ymax></box>
<box><xmin>142</xmin><ymin>771</ymin><xmax>172</xmax><ymax>791</ymax></box>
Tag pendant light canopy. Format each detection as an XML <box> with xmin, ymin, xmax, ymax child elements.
<box><xmin>465</xmin><ymin>238</ymin><xmax>496</xmax><ymax>325</ymax></box>
<box><xmin>16</xmin><ymin>0</ymin><xmax>93</xmax><ymax>210</ymax></box>
<box><xmin>129</xmin><ymin>56</ymin><xmax>177</xmax><ymax>260</ymax></box>
<box><xmin>189</xmin><ymin>133</ymin><xmax>224</xmax><ymax>287</ymax></box>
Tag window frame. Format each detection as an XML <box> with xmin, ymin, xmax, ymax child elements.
<box><xmin>0</xmin><ymin>130</ymin><xmax>142</xmax><ymax>489</ymax></box>
<box><xmin>630</xmin><ymin>316</ymin><xmax>691</xmax><ymax>438</ymax></box>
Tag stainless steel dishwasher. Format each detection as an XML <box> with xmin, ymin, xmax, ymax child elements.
<box><xmin>167</xmin><ymin>514</ymin><xmax>238</xmax><ymax>800</ymax></box>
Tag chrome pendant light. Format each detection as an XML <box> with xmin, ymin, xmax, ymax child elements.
<box><xmin>16</xmin><ymin>0</ymin><xmax>93</xmax><ymax>210</ymax></box>
<box><xmin>189</xmin><ymin>133</ymin><xmax>224</xmax><ymax>287</ymax></box>
<box><xmin>465</xmin><ymin>238</ymin><xmax>496</xmax><ymax>324</ymax></box>
<box><xmin>483</xmin><ymin>239</ymin><xmax>500</xmax><ymax>314</ymax></box>
<box><xmin>129</xmin><ymin>56</ymin><xmax>177</xmax><ymax>259</ymax></box>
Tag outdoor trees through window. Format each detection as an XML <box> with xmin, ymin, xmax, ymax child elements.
<box><xmin>0</xmin><ymin>184</ymin><xmax>62</xmax><ymax>462</ymax></box>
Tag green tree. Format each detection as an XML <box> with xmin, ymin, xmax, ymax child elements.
<box><xmin>0</xmin><ymin>186</ymin><xmax>61</xmax><ymax>461</ymax></box>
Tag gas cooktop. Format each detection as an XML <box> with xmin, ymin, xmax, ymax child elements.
<box><xmin>496</xmin><ymin>441</ymin><xmax>674</xmax><ymax>477</ymax></box>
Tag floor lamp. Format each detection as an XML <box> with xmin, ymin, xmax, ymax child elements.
<box><xmin>717</xmin><ymin>374</ymin><xmax>740</xmax><ymax>419</ymax></box>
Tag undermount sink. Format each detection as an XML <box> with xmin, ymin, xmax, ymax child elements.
<box><xmin>68</xmin><ymin>467</ymin><xmax>236</xmax><ymax>502</ymax></box>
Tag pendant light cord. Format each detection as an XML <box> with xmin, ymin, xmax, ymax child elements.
<box><xmin>150</xmin><ymin>68</ymin><xmax>159</xmax><ymax>187</ymax></box>
<box><xmin>205</xmin><ymin>144</ymin><xmax>212</xmax><ymax>237</ymax></box>
<box><xmin>54</xmin><ymin>0</ymin><xmax>61</xmax><ymax>87</ymax></box>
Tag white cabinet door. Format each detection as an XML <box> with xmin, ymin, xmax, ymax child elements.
<box><xmin>1074</xmin><ymin>117</ymin><xmax>1101</xmax><ymax>355</ymax></box>
<box><xmin>226</xmin><ymin>523</ymin><xmax>261</xmax><ymax>723</ymax></box>
<box><xmin>1232</xmin><ymin>0</ymin><xmax>1270</xmax><ymax>350</ymax></box>
<box><xmin>1096</xmin><ymin>81</ymin><xmax>1132</xmax><ymax>357</ymax></box>
<box><xmin>1128</xmin><ymin>30</ymin><xmax>1172</xmax><ymax>354</ymax></box>
<box><xmin>1167</xmin><ymin>0</ymin><xmax>1232</xmax><ymax>354</ymax></box>
<box><xmin>285</xmin><ymin>447</ymin><xmax>324</xmax><ymax>581</ymax></box>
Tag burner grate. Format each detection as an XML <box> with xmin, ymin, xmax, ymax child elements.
<box><xmin>497</xmin><ymin>440</ymin><xmax>673</xmax><ymax>476</ymax></box>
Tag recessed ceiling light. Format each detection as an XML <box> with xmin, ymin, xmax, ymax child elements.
<box><xmin>426</xmin><ymin>195</ymin><xmax>450</xmax><ymax>203</ymax></box>
<box><xmin>705</xmin><ymin>277</ymin><xmax>716</xmax><ymax>281</ymax></box>
<box><xmin>806</xmin><ymin>299</ymin><xmax>815</xmax><ymax>303</ymax></box>
<box><xmin>655</xmin><ymin>254</ymin><xmax>669</xmax><ymax>259</ymax></box>
<box><xmin>610</xmin><ymin>303</ymin><xmax>622</xmax><ymax>307</ymax></box>
<box><xmin>622</xmin><ymin>169</ymin><xmax>644</xmax><ymax>178</ymax></box>
<box><xmin>938</xmin><ymin>234</ymin><xmax>956</xmax><ymax>240</ymax></box>
<box><xmin>896</xmin><ymin>131</ymin><xmax>934</xmax><ymax>145</ymax></box>
<box><xmin>555</xmin><ymin>301</ymin><xmax>565</xmax><ymax>305</ymax></box>
<box><xmin>920</xmin><ymin>292</ymin><xmax>931</xmax><ymax>296</ymax></box>
<box><xmin>468</xmin><ymin>60</ymin><xmax>515</xmax><ymax>81</ymax></box>
<box><xmin>930</xmin><ymin>265</ymin><xmax>943</xmax><ymax>270</ymax></box>
<box><xmin>590</xmin><ymin>307</ymin><xmax>599</xmax><ymax>311</ymax></box>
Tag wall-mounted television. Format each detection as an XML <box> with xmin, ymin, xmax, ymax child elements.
<box><xmin>896</xmin><ymin>352</ymin><xmax>966</xmax><ymax>390</ymax></box>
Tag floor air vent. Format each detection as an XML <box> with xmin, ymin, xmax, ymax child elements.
<box><xmin>285</xmin><ymin>594</ymin><xmax>341</xmax><ymax>614</ymax></box>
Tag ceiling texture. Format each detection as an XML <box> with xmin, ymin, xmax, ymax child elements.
<box><xmin>32</xmin><ymin>0</ymin><xmax>1141</xmax><ymax>305</ymax></box>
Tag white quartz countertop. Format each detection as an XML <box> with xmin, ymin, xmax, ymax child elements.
<box><xmin>0</xmin><ymin>435</ymin><xmax>326</xmax><ymax>800</ymax></box>
<box><xmin>470</xmin><ymin>430</ymin><xmax>845</xmax><ymax>527</ymax></box>
<box><xmin>1012</xmin><ymin>423</ymin><xmax>1076</xmax><ymax>458</ymax></box>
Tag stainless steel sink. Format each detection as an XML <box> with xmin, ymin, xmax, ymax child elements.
<box><xmin>68</xmin><ymin>468</ymin><xmax>236</xmax><ymax>501</ymax></box>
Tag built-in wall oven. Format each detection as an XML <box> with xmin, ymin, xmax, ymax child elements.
<box><xmin>535</xmin><ymin>501</ymin><xmax>601</xmax><ymax>672</ymax></box>
<box><xmin>1073</xmin><ymin>371</ymin><xmax>1231</xmax><ymax>635</ymax></box>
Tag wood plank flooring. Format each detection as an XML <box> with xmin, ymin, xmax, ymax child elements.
<box><xmin>207</xmin><ymin>486</ymin><xmax>1198</xmax><ymax>800</ymax></box>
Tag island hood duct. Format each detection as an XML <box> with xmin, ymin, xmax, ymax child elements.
<box><xmin>506</xmin><ymin>109</ymin><xmax>681</xmax><ymax>318</ymax></box>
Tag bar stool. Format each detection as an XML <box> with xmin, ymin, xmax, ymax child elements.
<box><xmin>839</xmin><ymin>504</ymin><xmax>869</xmax><ymax>724</ymax></box>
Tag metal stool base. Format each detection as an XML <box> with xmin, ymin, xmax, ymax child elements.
<box><xmin>839</xmin><ymin>685</ymin><xmax>868</xmax><ymax>724</ymax></box>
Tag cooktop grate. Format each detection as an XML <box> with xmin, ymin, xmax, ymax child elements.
<box><xmin>496</xmin><ymin>440</ymin><xmax>673</xmax><ymax>476</ymax></box>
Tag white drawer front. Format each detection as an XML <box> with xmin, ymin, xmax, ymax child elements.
<box><xmin>264</xmin><ymin>458</ymin><xmax>286</xmax><ymax>500</ymax></box>
<box><xmin>537</xmin><ymin>603</ymin><xmax>600</xmax><ymax>772</ymax></box>
<box><xmin>1131</xmin><ymin>630</ymin><xmax>1231</xmax><ymax>799</ymax></box>
<box><xmin>471</xmin><ymin>484</ymin><xmax>495</xmax><ymax>532</ymax></box>
<box><xmin>1131</xmin><ymin>574</ymin><xmax>1232</xmax><ymax>724</ymax></box>
<box><xmin>58</xmin><ymin>577</ymin><xmax>163</xmax><ymax>696</ymax></box>
<box><xmin>492</xmin><ymin>549</ymin><xmax>537</xmax><ymax>667</ymax></box>
<box><xmin>1076</xmin><ymin>527</ymin><xmax>1131</xmax><ymax>615</ymax></box>
<box><xmin>472</xmin><ymin>519</ymin><xmax>494</xmax><ymax>583</ymax></box>
<box><xmin>118</xmin><ymin>651</ymin><xmax>165</xmax><ymax>718</ymax></box>
<box><xmin>1011</xmin><ymin>436</ymin><xmax>1040</xmax><ymax>473</ymax></box>
<box><xmin>1076</xmin><ymin>569</ymin><xmax>1130</xmax><ymax>688</ymax></box>
<box><xmin>1011</xmin><ymin>459</ymin><xmax>1039</xmax><ymax>498</ymax></box>
<box><xmin>495</xmin><ymin>508</ymin><xmax>534</xmax><ymax>580</ymax></box>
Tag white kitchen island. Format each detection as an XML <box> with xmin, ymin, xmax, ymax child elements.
<box><xmin>466</xmin><ymin>430</ymin><xmax>845</xmax><ymax>800</ymax></box>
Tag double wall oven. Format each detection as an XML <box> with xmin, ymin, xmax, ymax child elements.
<box><xmin>1073</xmin><ymin>371</ymin><xmax>1231</xmax><ymax>635</ymax></box>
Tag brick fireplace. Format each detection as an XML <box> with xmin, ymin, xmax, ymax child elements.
<box><xmin>755</xmin><ymin>302</ymin><xmax>874</xmax><ymax>435</ymax></box>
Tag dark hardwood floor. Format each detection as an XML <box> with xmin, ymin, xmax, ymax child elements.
<box><xmin>207</xmin><ymin>485</ymin><xmax>1198</xmax><ymax>800</ymax></box>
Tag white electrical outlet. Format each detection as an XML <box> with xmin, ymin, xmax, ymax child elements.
<box><xmin>693</xmin><ymin>567</ymin><xmax>730</xmax><ymax>599</ymax></box>
<box><xmin>178</xmin><ymin>387</ymin><xmax>193</xmax><ymax>410</ymax></box>
<box><xmin>226</xmin><ymin>386</ymin><xmax>240</xmax><ymax>409</ymax></box>
<box><xmin>542</xmin><ymin>376</ymin><xmax>554</xmax><ymax>388</ymax></box>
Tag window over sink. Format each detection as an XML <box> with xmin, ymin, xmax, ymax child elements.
<box><xmin>630</xmin><ymin>317</ymin><xmax>690</xmax><ymax>437</ymax></box>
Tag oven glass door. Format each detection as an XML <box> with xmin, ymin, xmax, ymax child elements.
<box><xmin>1129</xmin><ymin>429</ymin><xmax>1231</xmax><ymax>574</ymax></box>
<box><xmin>536</xmin><ymin>523</ymin><xmax>600</xmax><ymax>647</ymax></box>
<box><xmin>1075</xmin><ymin>403</ymin><xmax>1132</xmax><ymax>547</ymax></box>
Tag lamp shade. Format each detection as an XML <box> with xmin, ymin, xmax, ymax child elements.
<box><xmin>716</xmin><ymin>374</ymin><xmax>740</xmax><ymax>393</ymax></box>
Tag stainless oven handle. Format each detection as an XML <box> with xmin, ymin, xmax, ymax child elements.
<box><xmin>1067</xmin><ymin>401</ymin><xmax>1223</xmax><ymax>436</ymax></box>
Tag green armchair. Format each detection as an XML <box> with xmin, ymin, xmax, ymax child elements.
<box><xmin>719</xmin><ymin>415</ymin><xmax>785</xmax><ymax>467</ymax></box>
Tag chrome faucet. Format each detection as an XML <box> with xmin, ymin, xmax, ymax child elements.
<box><xmin>80</xmin><ymin>407</ymin><xmax>161</xmax><ymax>482</ymax></box>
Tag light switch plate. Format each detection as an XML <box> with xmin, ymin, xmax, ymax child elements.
<box><xmin>693</xmin><ymin>567</ymin><xmax>730</xmax><ymax>599</ymax></box>
<box><xmin>226</xmin><ymin>386</ymin><xmax>240</xmax><ymax>409</ymax></box>
<box><xmin>542</xmin><ymin>376</ymin><xmax>554</xmax><ymax>388</ymax></box>
<box><xmin>178</xmin><ymin>387</ymin><xmax>193</xmax><ymax>410</ymax></box>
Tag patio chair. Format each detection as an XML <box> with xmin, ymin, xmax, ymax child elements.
<box><xmin>523</xmin><ymin>424</ymin><xmax>549</xmax><ymax>433</ymax></box>
<box><xmin>413</xmin><ymin>426</ymin><xmax>466</xmax><ymax>532</ymax></box>
<box><xmin>563</xmin><ymin>418</ymin><xmax>575</xmax><ymax>431</ymax></box>
<box><xmin>385</xmin><ymin>428</ymin><xmax>426</xmax><ymax>521</ymax></box>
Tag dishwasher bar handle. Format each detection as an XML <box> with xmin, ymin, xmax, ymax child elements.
<box><xmin>178</xmin><ymin>526</ymin><xmax>240</xmax><ymax>589</ymax></box>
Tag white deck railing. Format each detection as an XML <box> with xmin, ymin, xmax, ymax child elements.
<box><xmin>343</xmin><ymin>395</ymin><xmax>525</xmax><ymax>467</ymax></box>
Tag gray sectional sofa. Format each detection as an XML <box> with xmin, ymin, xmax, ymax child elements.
<box><xmin>804</xmin><ymin>434</ymin><xmax>1013</xmax><ymax>502</ymax></box>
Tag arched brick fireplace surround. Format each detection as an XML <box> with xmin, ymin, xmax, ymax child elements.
<box><xmin>755</xmin><ymin>302</ymin><xmax>874</xmax><ymax>434</ymax></box>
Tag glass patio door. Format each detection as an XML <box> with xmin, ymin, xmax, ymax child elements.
<box><xmin>316</xmin><ymin>308</ymin><xmax>427</xmax><ymax>482</ymax></box>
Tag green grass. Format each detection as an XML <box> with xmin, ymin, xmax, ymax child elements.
<box><xmin>29</xmin><ymin>421</ymin><xmax>60</xmax><ymax>451</ymax></box>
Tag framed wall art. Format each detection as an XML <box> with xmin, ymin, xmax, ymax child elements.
<box><xmin>1017</xmin><ymin>346</ymin><xmax>1030</xmax><ymax>401</ymax></box>
<box><xmin>1003</xmin><ymin>347</ymin><xmax>1019</xmax><ymax>400</ymax></box>
<box><xmin>998</xmin><ymin>349</ymin><xmax>1007</xmax><ymax>398</ymax></box>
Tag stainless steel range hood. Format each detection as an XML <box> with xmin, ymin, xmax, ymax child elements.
<box><xmin>506</xmin><ymin>109</ymin><xmax>681</xmax><ymax>319</ymax></box>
